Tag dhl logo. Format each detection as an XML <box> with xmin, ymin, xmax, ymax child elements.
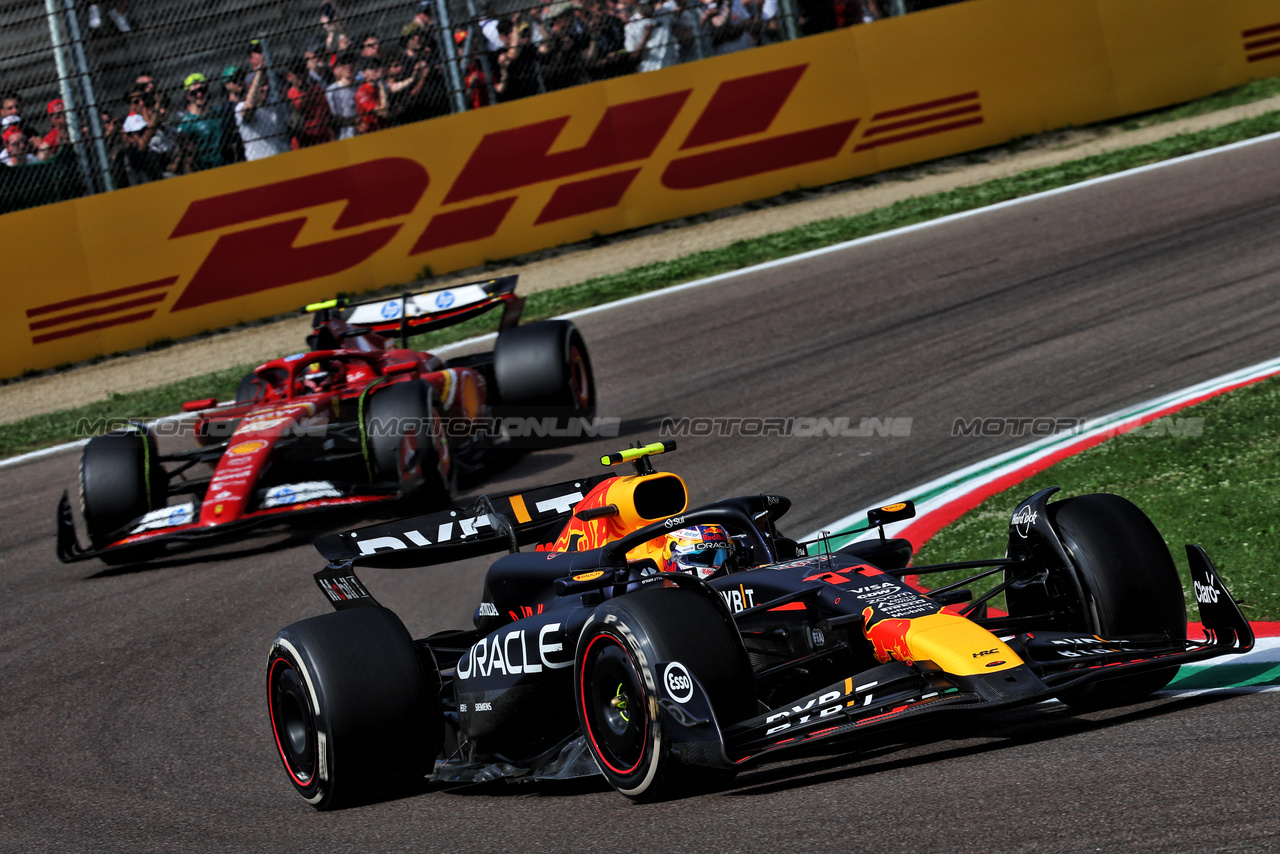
<box><xmin>1242</xmin><ymin>21</ymin><xmax>1280</xmax><ymax>63</ymax></box>
<box><xmin>25</xmin><ymin>65</ymin><xmax>985</xmax><ymax>347</ymax></box>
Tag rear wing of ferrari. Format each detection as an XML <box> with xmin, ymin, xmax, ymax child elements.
<box><xmin>313</xmin><ymin>473</ymin><xmax>613</xmax><ymax>570</ymax></box>
<box><xmin>307</xmin><ymin>274</ymin><xmax>524</xmax><ymax>339</ymax></box>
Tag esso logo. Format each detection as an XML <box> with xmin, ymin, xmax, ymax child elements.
<box><xmin>663</xmin><ymin>662</ymin><xmax>693</xmax><ymax>704</ymax></box>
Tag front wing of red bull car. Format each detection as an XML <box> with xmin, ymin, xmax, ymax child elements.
<box><xmin>265</xmin><ymin>444</ymin><xmax>1252</xmax><ymax>807</ymax></box>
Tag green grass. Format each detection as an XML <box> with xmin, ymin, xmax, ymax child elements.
<box><xmin>5</xmin><ymin>102</ymin><xmax>1280</xmax><ymax>458</ymax></box>
<box><xmin>913</xmin><ymin>376</ymin><xmax>1280</xmax><ymax>622</ymax></box>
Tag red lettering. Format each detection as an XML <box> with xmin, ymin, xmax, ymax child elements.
<box><xmin>534</xmin><ymin>168</ymin><xmax>640</xmax><ymax>225</ymax></box>
<box><xmin>411</xmin><ymin>197</ymin><xmax>516</xmax><ymax>254</ymax></box>
<box><xmin>662</xmin><ymin>121</ymin><xmax>859</xmax><ymax>190</ymax></box>
<box><xmin>170</xmin><ymin>159</ymin><xmax>429</xmax><ymax>311</ymax></box>
<box><xmin>443</xmin><ymin>91</ymin><xmax>689</xmax><ymax>204</ymax></box>
<box><xmin>680</xmin><ymin>65</ymin><xmax>808</xmax><ymax>149</ymax></box>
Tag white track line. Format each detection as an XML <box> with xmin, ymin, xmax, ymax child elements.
<box><xmin>8</xmin><ymin>128</ymin><xmax>1280</xmax><ymax>471</ymax></box>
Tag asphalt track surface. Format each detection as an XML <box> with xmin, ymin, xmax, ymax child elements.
<box><xmin>3</xmin><ymin>138</ymin><xmax>1280</xmax><ymax>854</ymax></box>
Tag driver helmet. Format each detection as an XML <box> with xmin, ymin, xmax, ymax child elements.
<box><xmin>661</xmin><ymin>524</ymin><xmax>736</xmax><ymax>580</ymax></box>
<box><xmin>301</xmin><ymin>361</ymin><xmax>331</xmax><ymax>393</ymax></box>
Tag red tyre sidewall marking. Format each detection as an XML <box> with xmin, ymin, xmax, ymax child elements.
<box><xmin>268</xmin><ymin>655</ymin><xmax>317</xmax><ymax>789</ymax></box>
<box><xmin>579</xmin><ymin>632</ymin><xmax>648</xmax><ymax>777</ymax></box>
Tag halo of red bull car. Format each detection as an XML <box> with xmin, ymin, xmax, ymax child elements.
<box><xmin>52</xmin><ymin>280</ymin><xmax>1255</xmax><ymax>804</ymax></box>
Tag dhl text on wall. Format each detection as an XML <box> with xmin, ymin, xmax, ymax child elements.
<box><xmin>5</xmin><ymin>0</ymin><xmax>1278</xmax><ymax>378</ymax></box>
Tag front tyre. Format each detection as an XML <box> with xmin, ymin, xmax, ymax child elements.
<box><xmin>266</xmin><ymin>607</ymin><xmax>442</xmax><ymax>810</ymax></box>
<box><xmin>80</xmin><ymin>427</ymin><xmax>166</xmax><ymax>551</ymax></box>
<box><xmin>575</xmin><ymin>587</ymin><xmax>754</xmax><ymax>802</ymax></box>
<box><xmin>1049</xmin><ymin>493</ymin><xmax>1187</xmax><ymax>709</ymax></box>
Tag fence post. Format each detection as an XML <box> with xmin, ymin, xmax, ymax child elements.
<box><xmin>433</xmin><ymin>0</ymin><xmax>469</xmax><ymax>114</ymax></box>
<box><xmin>43</xmin><ymin>0</ymin><xmax>96</xmax><ymax>195</ymax></box>
<box><xmin>60</xmin><ymin>0</ymin><xmax>115</xmax><ymax>192</ymax></box>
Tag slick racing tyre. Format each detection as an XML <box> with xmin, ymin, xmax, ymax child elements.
<box><xmin>1045</xmin><ymin>493</ymin><xmax>1186</xmax><ymax>709</ymax></box>
<box><xmin>363</xmin><ymin>380</ymin><xmax>450</xmax><ymax>509</ymax></box>
<box><xmin>493</xmin><ymin>321</ymin><xmax>595</xmax><ymax>444</ymax></box>
<box><xmin>266</xmin><ymin>606</ymin><xmax>442</xmax><ymax>810</ymax></box>
<box><xmin>575</xmin><ymin>587</ymin><xmax>754</xmax><ymax>802</ymax></box>
<box><xmin>80</xmin><ymin>427</ymin><xmax>166</xmax><ymax>552</ymax></box>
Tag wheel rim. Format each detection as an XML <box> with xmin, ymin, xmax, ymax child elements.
<box><xmin>580</xmin><ymin>634</ymin><xmax>647</xmax><ymax>776</ymax></box>
<box><xmin>567</xmin><ymin>345</ymin><xmax>591</xmax><ymax>411</ymax></box>
<box><xmin>268</xmin><ymin>656</ymin><xmax>317</xmax><ymax>787</ymax></box>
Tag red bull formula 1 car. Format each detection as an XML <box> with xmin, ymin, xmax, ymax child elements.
<box><xmin>57</xmin><ymin>276</ymin><xmax>596</xmax><ymax>565</ymax></box>
<box><xmin>266</xmin><ymin>442</ymin><xmax>1253</xmax><ymax>807</ymax></box>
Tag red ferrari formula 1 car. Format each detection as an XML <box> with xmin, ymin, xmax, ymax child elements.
<box><xmin>56</xmin><ymin>276</ymin><xmax>597</xmax><ymax>565</ymax></box>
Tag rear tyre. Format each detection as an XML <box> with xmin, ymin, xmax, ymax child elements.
<box><xmin>576</xmin><ymin>587</ymin><xmax>754</xmax><ymax>802</ymax></box>
<box><xmin>364</xmin><ymin>380</ymin><xmax>450</xmax><ymax>508</ymax></box>
<box><xmin>266</xmin><ymin>606</ymin><xmax>442</xmax><ymax>810</ymax></box>
<box><xmin>80</xmin><ymin>428</ymin><xmax>166</xmax><ymax>551</ymax></box>
<box><xmin>1047</xmin><ymin>493</ymin><xmax>1187</xmax><ymax>709</ymax></box>
<box><xmin>493</xmin><ymin>321</ymin><xmax>595</xmax><ymax>445</ymax></box>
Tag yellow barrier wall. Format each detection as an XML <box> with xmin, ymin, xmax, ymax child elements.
<box><xmin>6</xmin><ymin>0</ymin><xmax>1278</xmax><ymax>378</ymax></box>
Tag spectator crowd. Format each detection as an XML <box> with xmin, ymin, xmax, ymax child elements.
<box><xmin>2</xmin><ymin>0</ymin><xmax>893</xmax><ymax>196</ymax></box>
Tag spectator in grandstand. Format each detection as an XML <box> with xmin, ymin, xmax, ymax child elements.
<box><xmin>539</xmin><ymin>2</ymin><xmax>590</xmax><ymax>91</ymax></box>
<box><xmin>624</xmin><ymin>0</ymin><xmax>680</xmax><ymax>71</ymax></box>
<box><xmin>305</xmin><ymin>43</ymin><xmax>331</xmax><ymax>87</ymax></box>
<box><xmin>409</xmin><ymin>1</ymin><xmax>438</xmax><ymax>41</ymax></box>
<box><xmin>359</xmin><ymin>33</ymin><xmax>381</xmax><ymax>61</ymax></box>
<box><xmin>43</xmin><ymin>99</ymin><xmax>69</xmax><ymax>156</ymax></box>
<box><xmin>478</xmin><ymin>1</ymin><xmax>506</xmax><ymax>52</ymax></box>
<box><xmin>236</xmin><ymin>69</ymin><xmax>291</xmax><ymax>160</ymax></box>
<box><xmin>493</xmin><ymin>19</ymin><xmax>542</xmax><ymax>101</ymax></box>
<box><xmin>834</xmin><ymin>0</ymin><xmax>881</xmax><ymax>26</ymax></box>
<box><xmin>117</xmin><ymin>113</ymin><xmax>166</xmax><ymax>184</ymax></box>
<box><xmin>581</xmin><ymin>0</ymin><xmax>629</xmax><ymax>79</ymax></box>
<box><xmin>320</xmin><ymin>1</ymin><xmax>350</xmax><ymax>55</ymax></box>
<box><xmin>457</xmin><ymin>32</ymin><xmax>492</xmax><ymax>110</ymax></box>
<box><xmin>354</xmin><ymin>56</ymin><xmax>390</xmax><ymax>133</ymax></box>
<box><xmin>35</xmin><ymin>136</ymin><xmax>55</xmax><ymax>162</ymax></box>
<box><xmin>176</xmin><ymin>73</ymin><xmax>225</xmax><ymax>169</ymax></box>
<box><xmin>218</xmin><ymin>66</ymin><xmax>247</xmax><ymax>163</ymax></box>
<box><xmin>2</xmin><ymin>126</ymin><xmax>37</xmax><ymax>166</ymax></box>
<box><xmin>124</xmin><ymin>84</ymin><xmax>178</xmax><ymax>175</ymax></box>
<box><xmin>325</xmin><ymin>53</ymin><xmax>360</xmax><ymax>140</ymax></box>
<box><xmin>2</xmin><ymin>94</ymin><xmax>22</xmax><ymax>139</ymax></box>
<box><xmin>284</xmin><ymin>60</ymin><xmax>335</xmax><ymax>148</ymax></box>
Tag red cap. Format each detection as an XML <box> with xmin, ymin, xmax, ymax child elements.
<box><xmin>47</xmin><ymin>98</ymin><xmax>65</xmax><ymax>114</ymax></box>
<box><xmin>3</xmin><ymin>125</ymin><xmax>23</xmax><ymax>144</ymax></box>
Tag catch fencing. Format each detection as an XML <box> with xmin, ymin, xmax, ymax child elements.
<box><xmin>0</xmin><ymin>0</ymin><xmax>947</xmax><ymax>213</ymax></box>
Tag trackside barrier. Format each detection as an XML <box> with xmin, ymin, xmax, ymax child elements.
<box><xmin>5</xmin><ymin>0</ymin><xmax>1279</xmax><ymax>379</ymax></box>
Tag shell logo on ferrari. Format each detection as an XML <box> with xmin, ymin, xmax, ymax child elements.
<box><xmin>228</xmin><ymin>439</ymin><xmax>269</xmax><ymax>455</ymax></box>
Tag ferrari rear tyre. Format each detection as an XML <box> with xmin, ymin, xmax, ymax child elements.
<box><xmin>363</xmin><ymin>380</ymin><xmax>450</xmax><ymax>508</ymax></box>
<box><xmin>80</xmin><ymin>427</ymin><xmax>166</xmax><ymax>551</ymax></box>
<box><xmin>1048</xmin><ymin>493</ymin><xmax>1187</xmax><ymax>709</ymax></box>
<box><xmin>576</xmin><ymin>587</ymin><xmax>754</xmax><ymax>802</ymax></box>
<box><xmin>266</xmin><ymin>606</ymin><xmax>442</xmax><ymax>810</ymax></box>
<box><xmin>493</xmin><ymin>321</ymin><xmax>595</xmax><ymax>443</ymax></box>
